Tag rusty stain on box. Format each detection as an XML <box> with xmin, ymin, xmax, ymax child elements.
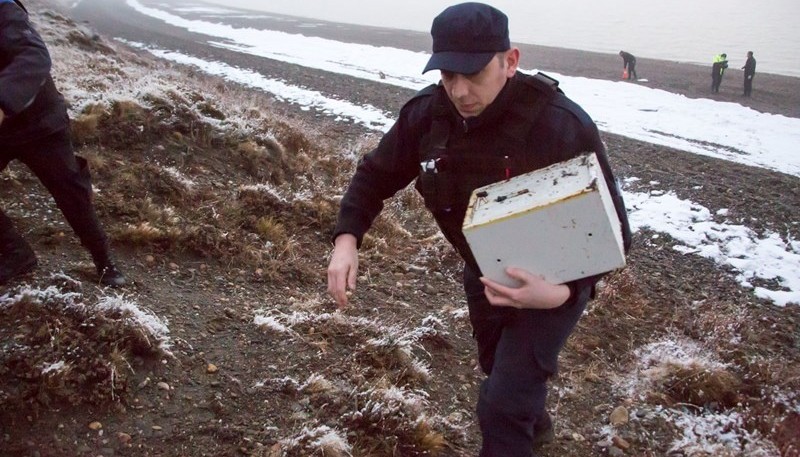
<box><xmin>463</xmin><ymin>153</ymin><xmax>625</xmax><ymax>287</ymax></box>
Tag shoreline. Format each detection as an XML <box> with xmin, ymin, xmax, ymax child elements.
<box><xmin>184</xmin><ymin>2</ymin><xmax>800</xmax><ymax>119</ymax></box>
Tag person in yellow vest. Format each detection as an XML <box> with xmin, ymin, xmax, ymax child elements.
<box><xmin>711</xmin><ymin>53</ymin><xmax>729</xmax><ymax>93</ymax></box>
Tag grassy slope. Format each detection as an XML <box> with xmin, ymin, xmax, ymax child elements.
<box><xmin>1</xmin><ymin>5</ymin><xmax>798</xmax><ymax>457</ymax></box>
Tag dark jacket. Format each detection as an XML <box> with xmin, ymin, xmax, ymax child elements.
<box><xmin>0</xmin><ymin>0</ymin><xmax>69</xmax><ymax>145</ymax></box>
<box><xmin>743</xmin><ymin>56</ymin><xmax>756</xmax><ymax>77</ymax></box>
<box><xmin>334</xmin><ymin>72</ymin><xmax>631</xmax><ymax>302</ymax></box>
<box><xmin>620</xmin><ymin>51</ymin><xmax>636</xmax><ymax>68</ymax></box>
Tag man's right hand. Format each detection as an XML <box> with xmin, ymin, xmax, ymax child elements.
<box><xmin>327</xmin><ymin>233</ymin><xmax>359</xmax><ymax>308</ymax></box>
<box><xmin>0</xmin><ymin>108</ymin><xmax>5</xmax><ymax>127</ymax></box>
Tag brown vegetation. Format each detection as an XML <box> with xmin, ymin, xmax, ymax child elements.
<box><xmin>1</xmin><ymin>3</ymin><xmax>798</xmax><ymax>457</ymax></box>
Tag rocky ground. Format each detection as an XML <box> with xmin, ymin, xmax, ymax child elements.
<box><xmin>1</xmin><ymin>2</ymin><xmax>799</xmax><ymax>457</ymax></box>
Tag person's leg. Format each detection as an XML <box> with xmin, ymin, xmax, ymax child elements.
<box><xmin>1</xmin><ymin>152</ymin><xmax>39</xmax><ymax>284</ymax></box>
<box><xmin>0</xmin><ymin>210</ymin><xmax>38</xmax><ymax>284</ymax></box>
<box><xmin>464</xmin><ymin>265</ymin><xmax>513</xmax><ymax>377</ymax></box>
<box><xmin>16</xmin><ymin>129</ymin><xmax>125</xmax><ymax>285</ymax></box>
<box><xmin>465</xmin><ymin>267</ymin><xmax>590</xmax><ymax>457</ymax></box>
<box><xmin>630</xmin><ymin>61</ymin><xmax>637</xmax><ymax>80</ymax></box>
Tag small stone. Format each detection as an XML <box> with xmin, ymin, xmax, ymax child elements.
<box><xmin>117</xmin><ymin>432</ymin><xmax>132</xmax><ymax>444</ymax></box>
<box><xmin>609</xmin><ymin>446</ymin><xmax>625</xmax><ymax>457</ymax></box>
<box><xmin>207</xmin><ymin>363</ymin><xmax>219</xmax><ymax>373</ymax></box>
<box><xmin>571</xmin><ymin>432</ymin><xmax>585</xmax><ymax>442</ymax></box>
<box><xmin>151</xmin><ymin>425</ymin><xmax>162</xmax><ymax>431</ymax></box>
<box><xmin>169</xmin><ymin>262</ymin><xmax>179</xmax><ymax>270</ymax></box>
<box><xmin>88</xmin><ymin>421</ymin><xmax>102</xmax><ymax>430</ymax></box>
<box><xmin>157</xmin><ymin>381</ymin><xmax>170</xmax><ymax>390</ymax></box>
<box><xmin>612</xmin><ymin>436</ymin><xmax>631</xmax><ymax>450</ymax></box>
<box><xmin>610</xmin><ymin>406</ymin><xmax>629</xmax><ymax>426</ymax></box>
<box><xmin>145</xmin><ymin>255</ymin><xmax>155</xmax><ymax>264</ymax></box>
<box><xmin>422</xmin><ymin>284</ymin><xmax>437</xmax><ymax>295</ymax></box>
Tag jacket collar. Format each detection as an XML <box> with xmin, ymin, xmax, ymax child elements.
<box><xmin>445</xmin><ymin>74</ymin><xmax>518</xmax><ymax>131</ymax></box>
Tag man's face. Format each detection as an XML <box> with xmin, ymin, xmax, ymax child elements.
<box><xmin>440</xmin><ymin>48</ymin><xmax>519</xmax><ymax>118</ymax></box>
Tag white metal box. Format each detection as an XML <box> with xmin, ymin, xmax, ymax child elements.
<box><xmin>462</xmin><ymin>153</ymin><xmax>625</xmax><ymax>287</ymax></box>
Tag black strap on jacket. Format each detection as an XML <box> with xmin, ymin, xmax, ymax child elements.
<box><xmin>418</xmin><ymin>72</ymin><xmax>560</xmax><ymax>213</ymax></box>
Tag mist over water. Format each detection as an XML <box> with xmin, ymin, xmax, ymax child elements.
<box><xmin>200</xmin><ymin>0</ymin><xmax>800</xmax><ymax>77</ymax></box>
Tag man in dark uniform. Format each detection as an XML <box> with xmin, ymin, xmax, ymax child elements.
<box><xmin>327</xmin><ymin>3</ymin><xmax>631</xmax><ymax>456</ymax></box>
<box><xmin>619</xmin><ymin>50</ymin><xmax>637</xmax><ymax>80</ymax></box>
<box><xmin>742</xmin><ymin>51</ymin><xmax>756</xmax><ymax>96</ymax></box>
<box><xmin>0</xmin><ymin>0</ymin><xmax>125</xmax><ymax>286</ymax></box>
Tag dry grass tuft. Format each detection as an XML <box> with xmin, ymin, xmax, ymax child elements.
<box><xmin>646</xmin><ymin>361</ymin><xmax>742</xmax><ymax>409</ymax></box>
<box><xmin>254</xmin><ymin>216</ymin><xmax>287</xmax><ymax>244</ymax></box>
<box><xmin>237</xmin><ymin>138</ymin><xmax>289</xmax><ymax>182</ymax></box>
<box><xmin>70</xmin><ymin>112</ymin><xmax>102</xmax><ymax>144</ymax></box>
<box><xmin>116</xmin><ymin>221</ymin><xmax>182</xmax><ymax>247</ymax></box>
<box><xmin>111</xmin><ymin>100</ymin><xmax>146</xmax><ymax>122</ymax></box>
<box><xmin>269</xmin><ymin>119</ymin><xmax>311</xmax><ymax>154</ymax></box>
<box><xmin>0</xmin><ymin>286</ymin><xmax>167</xmax><ymax>415</ymax></box>
<box><xmin>415</xmin><ymin>418</ymin><xmax>447</xmax><ymax>454</ymax></box>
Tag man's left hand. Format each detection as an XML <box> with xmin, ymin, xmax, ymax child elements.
<box><xmin>0</xmin><ymin>108</ymin><xmax>5</xmax><ymax>127</ymax></box>
<box><xmin>480</xmin><ymin>267</ymin><xmax>570</xmax><ymax>309</ymax></box>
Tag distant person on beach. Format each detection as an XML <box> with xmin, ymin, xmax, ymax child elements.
<box><xmin>619</xmin><ymin>50</ymin><xmax>637</xmax><ymax>80</ymax></box>
<box><xmin>742</xmin><ymin>51</ymin><xmax>756</xmax><ymax>96</ymax></box>
<box><xmin>711</xmin><ymin>53</ymin><xmax>729</xmax><ymax>93</ymax></box>
<box><xmin>327</xmin><ymin>3</ymin><xmax>631</xmax><ymax>456</ymax></box>
<box><xmin>0</xmin><ymin>0</ymin><xmax>126</xmax><ymax>286</ymax></box>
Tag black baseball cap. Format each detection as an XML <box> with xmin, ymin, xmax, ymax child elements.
<box><xmin>423</xmin><ymin>2</ymin><xmax>510</xmax><ymax>75</ymax></box>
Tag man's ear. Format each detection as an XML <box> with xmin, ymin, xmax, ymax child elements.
<box><xmin>505</xmin><ymin>47</ymin><xmax>520</xmax><ymax>77</ymax></box>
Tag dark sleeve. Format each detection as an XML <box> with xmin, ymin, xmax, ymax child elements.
<box><xmin>558</xmin><ymin>106</ymin><xmax>632</xmax><ymax>307</ymax></box>
<box><xmin>584</xmin><ymin>122</ymin><xmax>632</xmax><ymax>254</ymax></box>
<box><xmin>0</xmin><ymin>3</ymin><xmax>53</xmax><ymax>116</ymax></box>
<box><xmin>331</xmin><ymin>103</ymin><xmax>427</xmax><ymax>247</ymax></box>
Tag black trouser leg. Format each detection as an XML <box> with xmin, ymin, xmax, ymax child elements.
<box><xmin>0</xmin><ymin>210</ymin><xmax>24</xmax><ymax>247</ymax></box>
<box><xmin>464</xmin><ymin>266</ymin><xmax>589</xmax><ymax>457</ymax></box>
<box><xmin>1</xmin><ymin>155</ymin><xmax>24</xmax><ymax>248</ymax></box>
<box><xmin>16</xmin><ymin>129</ymin><xmax>110</xmax><ymax>263</ymax></box>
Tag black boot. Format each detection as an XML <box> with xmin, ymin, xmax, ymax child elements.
<box><xmin>89</xmin><ymin>244</ymin><xmax>127</xmax><ymax>287</ymax></box>
<box><xmin>91</xmin><ymin>250</ymin><xmax>127</xmax><ymax>287</ymax></box>
<box><xmin>532</xmin><ymin>411</ymin><xmax>555</xmax><ymax>449</ymax></box>
<box><xmin>0</xmin><ymin>239</ymin><xmax>38</xmax><ymax>285</ymax></box>
<box><xmin>96</xmin><ymin>262</ymin><xmax>127</xmax><ymax>287</ymax></box>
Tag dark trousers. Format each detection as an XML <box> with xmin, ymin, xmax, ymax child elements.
<box><xmin>1</xmin><ymin>128</ymin><xmax>109</xmax><ymax>260</ymax></box>
<box><xmin>626</xmin><ymin>60</ymin><xmax>637</xmax><ymax>80</ymax></box>
<box><xmin>712</xmin><ymin>74</ymin><xmax>723</xmax><ymax>93</ymax></box>
<box><xmin>464</xmin><ymin>266</ymin><xmax>589</xmax><ymax>457</ymax></box>
<box><xmin>744</xmin><ymin>75</ymin><xmax>753</xmax><ymax>96</ymax></box>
